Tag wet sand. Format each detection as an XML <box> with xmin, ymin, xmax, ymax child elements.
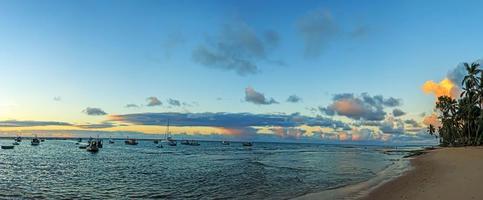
<box><xmin>362</xmin><ymin>147</ymin><xmax>483</xmax><ymax>200</ymax></box>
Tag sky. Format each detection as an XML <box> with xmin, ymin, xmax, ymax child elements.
<box><xmin>0</xmin><ymin>0</ymin><xmax>482</xmax><ymax>144</ymax></box>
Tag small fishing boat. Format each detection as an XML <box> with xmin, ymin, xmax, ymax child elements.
<box><xmin>12</xmin><ymin>141</ymin><xmax>20</xmax><ymax>145</ymax></box>
<box><xmin>125</xmin><ymin>138</ymin><xmax>138</xmax><ymax>145</ymax></box>
<box><xmin>221</xmin><ymin>141</ymin><xmax>230</xmax><ymax>145</ymax></box>
<box><xmin>1</xmin><ymin>145</ymin><xmax>14</xmax><ymax>149</ymax></box>
<box><xmin>156</xmin><ymin>144</ymin><xmax>163</xmax><ymax>148</ymax></box>
<box><xmin>167</xmin><ymin>139</ymin><xmax>177</xmax><ymax>146</ymax></box>
<box><xmin>79</xmin><ymin>143</ymin><xmax>88</xmax><ymax>149</ymax></box>
<box><xmin>242</xmin><ymin>142</ymin><xmax>253</xmax><ymax>147</ymax></box>
<box><xmin>40</xmin><ymin>139</ymin><xmax>45</xmax><ymax>142</ymax></box>
<box><xmin>86</xmin><ymin>140</ymin><xmax>99</xmax><ymax>152</ymax></box>
<box><xmin>14</xmin><ymin>136</ymin><xmax>22</xmax><ymax>142</ymax></box>
<box><xmin>109</xmin><ymin>139</ymin><xmax>115</xmax><ymax>144</ymax></box>
<box><xmin>31</xmin><ymin>136</ymin><xmax>40</xmax><ymax>146</ymax></box>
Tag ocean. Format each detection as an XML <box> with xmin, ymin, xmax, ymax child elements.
<box><xmin>0</xmin><ymin>139</ymin><xmax>419</xmax><ymax>199</ymax></box>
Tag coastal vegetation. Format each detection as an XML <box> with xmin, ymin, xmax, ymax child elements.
<box><xmin>428</xmin><ymin>62</ymin><xmax>483</xmax><ymax>146</ymax></box>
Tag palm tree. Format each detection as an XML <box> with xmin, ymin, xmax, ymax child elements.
<box><xmin>427</xmin><ymin>124</ymin><xmax>436</xmax><ymax>137</ymax></box>
<box><xmin>461</xmin><ymin>62</ymin><xmax>481</xmax><ymax>145</ymax></box>
<box><xmin>430</xmin><ymin>60</ymin><xmax>483</xmax><ymax>146</ymax></box>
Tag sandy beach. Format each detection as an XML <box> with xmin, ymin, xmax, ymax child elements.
<box><xmin>363</xmin><ymin>147</ymin><xmax>483</xmax><ymax>200</ymax></box>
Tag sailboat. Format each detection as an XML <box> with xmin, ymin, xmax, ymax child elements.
<box><xmin>165</xmin><ymin>120</ymin><xmax>177</xmax><ymax>146</ymax></box>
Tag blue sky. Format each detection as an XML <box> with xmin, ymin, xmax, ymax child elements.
<box><xmin>0</xmin><ymin>0</ymin><xmax>482</xmax><ymax>144</ymax></box>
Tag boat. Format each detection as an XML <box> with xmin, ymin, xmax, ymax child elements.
<box><xmin>156</xmin><ymin>144</ymin><xmax>163</xmax><ymax>148</ymax></box>
<box><xmin>79</xmin><ymin>143</ymin><xmax>88</xmax><ymax>149</ymax></box>
<box><xmin>165</xmin><ymin>120</ymin><xmax>177</xmax><ymax>146</ymax></box>
<box><xmin>1</xmin><ymin>145</ymin><xmax>14</xmax><ymax>149</ymax></box>
<box><xmin>153</xmin><ymin>139</ymin><xmax>159</xmax><ymax>144</ymax></box>
<box><xmin>78</xmin><ymin>138</ymin><xmax>82</xmax><ymax>142</ymax></box>
<box><xmin>12</xmin><ymin>141</ymin><xmax>20</xmax><ymax>145</ymax></box>
<box><xmin>40</xmin><ymin>139</ymin><xmax>45</xmax><ymax>142</ymax></box>
<box><xmin>14</xmin><ymin>136</ymin><xmax>22</xmax><ymax>142</ymax></box>
<box><xmin>31</xmin><ymin>136</ymin><xmax>40</xmax><ymax>146</ymax></box>
<box><xmin>125</xmin><ymin>137</ymin><xmax>138</xmax><ymax>145</ymax></box>
<box><xmin>109</xmin><ymin>138</ymin><xmax>115</xmax><ymax>144</ymax></box>
<box><xmin>97</xmin><ymin>139</ymin><xmax>103</xmax><ymax>148</ymax></box>
<box><xmin>167</xmin><ymin>139</ymin><xmax>177</xmax><ymax>146</ymax></box>
<box><xmin>86</xmin><ymin>140</ymin><xmax>99</xmax><ymax>152</ymax></box>
<box><xmin>242</xmin><ymin>142</ymin><xmax>253</xmax><ymax>147</ymax></box>
<box><xmin>221</xmin><ymin>141</ymin><xmax>230</xmax><ymax>145</ymax></box>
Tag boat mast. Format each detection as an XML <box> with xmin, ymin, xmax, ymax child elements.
<box><xmin>165</xmin><ymin>119</ymin><xmax>170</xmax><ymax>140</ymax></box>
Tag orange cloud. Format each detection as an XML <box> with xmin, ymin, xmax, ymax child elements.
<box><xmin>422</xmin><ymin>78</ymin><xmax>459</xmax><ymax>99</ymax></box>
<box><xmin>422</xmin><ymin>113</ymin><xmax>441</xmax><ymax>128</ymax></box>
<box><xmin>333</xmin><ymin>100</ymin><xmax>363</xmax><ymax>116</ymax></box>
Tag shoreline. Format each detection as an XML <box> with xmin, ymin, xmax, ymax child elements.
<box><xmin>362</xmin><ymin>147</ymin><xmax>483</xmax><ymax>200</ymax></box>
<box><xmin>293</xmin><ymin>148</ymin><xmax>416</xmax><ymax>200</ymax></box>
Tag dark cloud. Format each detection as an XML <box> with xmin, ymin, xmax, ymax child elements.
<box><xmin>83</xmin><ymin>107</ymin><xmax>107</xmax><ymax>116</ymax></box>
<box><xmin>167</xmin><ymin>98</ymin><xmax>181</xmax><ymax>107</ymax></box>
<box><xmin>108</xmin><ymin>112</ymin><xmax>350</xmax><ymax>130</ymax></box>
<box><xmin>125</xmin><ymin>104</ymin><xmax>139</xmax><ymax>108</ymax></box>
<box><xmin>447</xmin><ymin>62</ymin><xmax>468</xmax><ymax>86</ymax></box>
<box><xmin>53</xmin><ymin>96</ymin><xmax>61</xmax><ymax>101</ymax></box>
<box><xmin>404</xmin><ymin>119</ymin><xmax>421</xmax><ymax>128</ymax></box>
<box><xmin>146</xmin><ymin>97</ymin><xmax>162</xmax><ymax>107</ymax></box>
<box><xmin>392</xmin><ymin>109</ymin><xmax>406</xmax><ymax>117</ymax></box>
<box><xmin>320</xmin><ymin>93</ymin><xmax>402</xmax><ymax>121</ymax></box>
<box><xmin>383</xmin><ymin>97</ymin><xmax>402</xmax><ymax>107</ymax></box>
<box><xmin>0</xmin><ymin>120</ymin><xmax>72</xmax><ymax>127</ymax></box>
<box><xmin>286</xmin><ymin>95</ymin><xmax>302</xmax><ymax>103</ymax></box>
<box><xmin>192</xmin><ymin>20</ymin><xmax>280</xmax><ymax>76</ymax></box>
<box><xmin>245</xmin><ymin>87</ymin><xmax>278</xmax><ymax>105</ymax></box>
<box><xmin>297</xmin><ymin>9</ymin><xmax>338</xmax><ymax>58</ymax></box>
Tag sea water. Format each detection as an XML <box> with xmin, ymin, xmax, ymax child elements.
<box><xmin>0</xmin><ymin>139</ymin><xmax>417</xmax><ymax>199</ymax></box>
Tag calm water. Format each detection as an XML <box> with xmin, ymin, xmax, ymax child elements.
<box><xmin>0</xmin><ymin>140</ymin><xmax>413</xmax><ymax>199</ymax></box>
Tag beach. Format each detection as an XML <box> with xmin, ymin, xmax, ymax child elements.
<box><xmin>363</xmin><ymin>147</ymin><xmax>483</xmax><ymax>200</ymax></box>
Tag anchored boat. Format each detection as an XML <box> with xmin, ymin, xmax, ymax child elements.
<box><xmin>31</xmin><ymin>136</ymin><xmax>40</xmax><ymax>146</ymax></box>
<box><xmin>242</xmin><ymin>142</ymin><xmax>253</xmax><ymax>147</ymax></box>
<box><xmin>1</xmin><ymin>145</ymin><xmax>14</xmax><ymax>149</ymax></box>
<box><xmin>86</xmin><ymin>140</ymin><xmax>99</xmax><ymax>152</ymax></box>
<box><xmin>125</xmin><ymin>137</ymin><xmax>138</xmax><ymax>145</ymax></box>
